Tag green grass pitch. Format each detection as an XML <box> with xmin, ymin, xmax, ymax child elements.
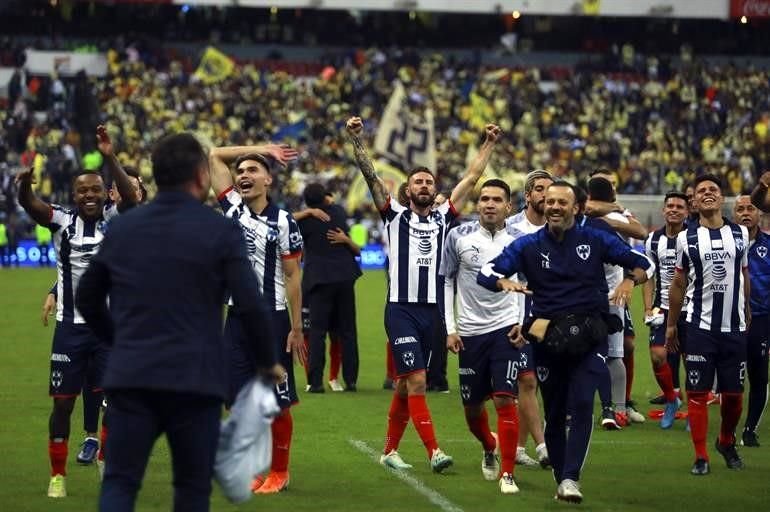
<box><xmin>1</xmin><ymin>268</ymin><xmax>768</xmax><ymax>511</ymax></box>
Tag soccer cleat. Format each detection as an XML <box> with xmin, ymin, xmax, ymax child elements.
<box><xmin>615</xmin><ymin>411</ymin><xmax>630</xmax><ymax>428</ymax></box>
<box><xmin>499</xmin><ymin>472</ymin><xmax>520</xmax><ymax>494</ymax></box>
<box><xmin>660</xmin><ymin>397</ymin><xmax>681</xmax><ymax>429</ymax></box>
<box><xmin>328</xmin><ymin>379</ymin><xmax>344</xmax><ymax>392</ymax></box>
<box><xmin>482</xmin><ymin>432</ymin><xmax>500</xmax><ymax>481</ymax></box>
<box><xmin>77</xmin><ymin>437</ymin><xmax>99</xmax><ymax>465</ymax></box>
<box><xmin>307</xmin><ymin>385</ymin><xmax>325</xmax><ymax>393</ymax></box>
<box><xmin>515</xmin><ymin>447</ymin><xmax>539</xmax><ymax>467</ymax></box>
<box><xmin>556</xmin><ymin>478</ymin><xmax>582</xmax><ymax>503</ymax></box>
<box><xmin>250</xmin><ymin>474</ymin><xmax>266</xmax><ymax>492</ymax></box>
<box><xmin>626</xmin><ymin>403</ymin><xmax>646</xmax><ymax>424</ymax></box>
<box><xmin>601</xmin><ymin>407</ymin><xmax>620</xmax><ymax>430</ymax></box>
<box><xmin>380</xmin><ymin>450</ymin><xmax>413</xmax><ymax>470</ymax></box>
<box><xmin>254</xmin><ymin>471</ymin><xmax>289</xmax><ymax>494</ymax></box>
<box><xmin>430</xmin><ymin>448</ymin><xmax>454</xmax><ymax>473</ymax></box>
<box><xmin>690</xmin><ymin>458</ymin><xmax>710</xmax><ymax>476</ymax></box>
<box><xmin>741</xmin><ymin>430</ymin><xmax>760</xmax><ymax>447</ymax></box>
<box><xmin>536</xmin><ymin>443</ymin><xmax>551</xmax><ymax>469</ymax></box>
<box><xmin>649</xmin><ymin>393</ymin><xmax>666</xmax><ymax>405</ymax></box>
<box><xmin>714</xmin><ymin>439</ymin><xmax>744</xmax><ymax>470</ymax></box>
<box><xmin>47</xmin><ymin>474</ymin><xmax>66</xmax><ymax>498</ymax></box>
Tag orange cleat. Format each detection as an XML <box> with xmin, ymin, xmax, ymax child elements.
<box><xmin>615</xmin><ymin>411</ymin><xmax>630</xmax><ymax>428</ymax></box>
<box><xmin>251</xmin><ymin>474</ymin><xmax>266</xmax><ymax>492</ymax></box>
<box><xmin>254</xmin><ymin>471</ymin><xmax>290</xmax><ymax>494</ymax></box>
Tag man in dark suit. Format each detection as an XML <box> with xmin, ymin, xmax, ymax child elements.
<box><xmin>76</xmin><ymin>132</ymin><xmax>280</xmax><ymax>512</ymax></box>
<box><xmin>298</xmin><ymin>183</ymin><xmax>362</xmax><ymax>392</ymax></box>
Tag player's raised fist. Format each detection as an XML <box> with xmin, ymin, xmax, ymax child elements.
<box><xmin>346</xmin><ymin>116</ymin><xmax>363</xmax><ymax>136</ymax></box>
<box><xmin>96</xmin><ymin>125</ymin><xmax>114</xmax><ymax>156</ymax></box>
<box><xmin>14</xmin><ymin>166</ymin><xmax>36</xmax><ymax>186</ymax></box>
<box><xmin>484</xmin><ymin>124</ymin><xmax>502</xmax><ymax>144</ymax></box>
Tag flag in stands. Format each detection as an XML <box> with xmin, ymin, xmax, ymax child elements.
<box><xmin>194</xmin><ymin>46</ymin><xmax>235</xmax><ymax>84</ymax></box>
<box><xmin>374</xmin><ymin>81</ymin><xmax>437</xmax><ymax>171</ymax></box>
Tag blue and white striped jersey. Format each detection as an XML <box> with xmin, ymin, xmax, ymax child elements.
<box><xmin>748</xmin><ymin>231</ymin><xmax>770</xmax><ymax>317</ymax></box>
<box><xmin>381</xmin><ymin>197</ymin><xmax>458</xmax><ymax>304</ymax></box>
<box><xmin>439</xmin><ymin>221</ymin><xmax>520</xmax><ymax>337</ymax></box>
<box><xmin>50</xmin><ymin>204</ymin><xmax>117</xmax><ymax>324</ymax></box>
<box><xmin>675</xmin><ymin>220</ymin><xmax>749</xmax><ymax>333</ymax></box>
<box><xmin>645</xmin><ymin>227</ymin><xmax>680</xmax><ymax>310</ymax></box>
<box><xmin>219</xmin><ymin>188</ymin><xmax>303</xmax><ymax>311</ymax></box>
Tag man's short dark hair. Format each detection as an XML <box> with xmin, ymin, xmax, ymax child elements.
<box><xmin>480</xmin><ymin>178</ymin><xmax>511</xmax><ymax>201</ymax></box>
<box><xmin>587</xmin><ymin>176</ymin><xmax>615</xmax><ymax>203</ymax></box>
<box><xmin>693</xmin><ymin>173</ymin><xmax>723</xmax><ymax>191</ymax></box>
<box><xmin>589</xmin><ymin>168</ymin><xmax>613</xmax><ymax>178</ymax></box>
<box><xmin>664</xmin><ymin>191</ymin><xmax>689</xmax><ymax>204</ymax></box>
<box><xmin>71</xmin><ymin>170</ymin><xmax>104</xmax><ymax>188</ymax></box>
<box><xmin>303</xmin><ymin>182</ymin><xmax>327</xmax><ymax>208</ymax></box>
<box><xmin>574</xmin><ymin>184</ymin><xmax>588</xmax><ymax>206</ymax></box>
<box><xmin>397</xmin><ymin>182</ymin><xmax>409</xmax><ymax>206</ymax></box>
<box><xmin>407</xmin><ymin>166</ymin><xmax>436</xmax><ymax>182</ymax></box>
<box><xmin>549</xmin><ymin>180</ymin><xmax>577</xmax><ymax>195</ymax></box>
<box><xmin>151</xmin><ymin>133</ymin><xmax>207</xmax><ymax>189</ymax></box>
<box><xmin>233</xmin><ymin>153</ymin><xmax>272</xmax><ymax>174</ymax></box>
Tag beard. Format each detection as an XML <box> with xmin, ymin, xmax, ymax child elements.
<box><xmin>411</xmin><ymin>193</ymin><xmax>435</xmax><ymax>208</ymax></box>
<box><xmin>532</xmin><ymin>200</ymin><xmax>546</xmax><ymax>215</ymax></box>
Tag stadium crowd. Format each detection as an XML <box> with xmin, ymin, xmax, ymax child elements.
<box><xmin>2</xmin><ymin>44</ymin><xmax>770</xmax><ymax>237</ymax></box>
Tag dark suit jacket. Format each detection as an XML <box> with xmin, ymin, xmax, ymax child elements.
<box><xmin>76</xmin><ymin>191</ymin><xmax>276</xmax><ymax>400</ymax></box>
<box><xmin>298</xmin><ymin>204</ymin><xmax>362</xmax><ymax>292</ymax></box>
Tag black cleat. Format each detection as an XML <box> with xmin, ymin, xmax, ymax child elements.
<box><xmin>715</xmin><ymin>439</ymin><xmax>744</xmax><ymax>469</ymax></box>
<box><xmin>741</xmin><ymin>430</ymin><xmax>760</xmax><ymax>447</ymax></box>
<box><xmin>601</xmin><ymin>407</ymin><xmax>620</xmax><ymax>430</ymax></box>
<box><xmin>307</xmin><ymin>385</ymin><xmax>325</xmax><ymax>393</ymax></box>
<box><xmin>690</xmin><ymin>458</ymin><xmax>710</xmax><ymax>476</ymax></box>
<box><xmin>649</xmin><ymin>394</ymin><xmax>666</xmax><ymax>405</ymax></box>
<box><xmin>344</xmin><ymin>384</ymin><xmax>357</xmax><ymax>392</ymax></box>
<box><xmin>382</xmin><ymin>378</ymin><xmax>394</xmax><ymax>390</ymax></box>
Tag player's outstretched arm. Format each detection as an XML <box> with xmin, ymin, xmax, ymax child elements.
<box><xmin>209</xmin><ymin>144</ymin><xmax>298</xmax><ymax>196</ymax></box>
<box><xmin>96</xmin><ymin>125</ymin><xmax>137</xmax><ymax>210</ymax></box>
<box><xmin>15</xmin><ymin>167</ymin><xmax>52</xmax><ymax>226</ymax></box>
<box><xmin>345</xmin><ymin>116</ymin><xmax>388</xmax><ymax>210</ymax></box>
<box><xmin>750</xmin><ymin>172</ymin><xmax>770</xmax><ymax>213</ymax></box>
<box><xmin>450</xmin><ymin>123</ymin><xmax>501</xmax><ymax>212</ymax></box>
<box><xmin>603</xmin><ymin>215</ymin><xmax>648</xmax><ymax>240</ymax></box>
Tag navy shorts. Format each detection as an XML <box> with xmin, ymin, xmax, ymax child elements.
<box><xmin>49</xmin><ymin>321</ymin><xmax>109</xmax><ymax>397</ymax></box>
<box><xmin>683</xmin><ymin>325</ymin><xmax>747</xmax><ymax>393</ymax></box>
<box><xmin>458</xmin><ymin>325</ymin><xmax>534</xmax><ymax>406</ymax></box>
<box><xmin>649</xmin><ymin>309</ymin><xmax>688</xmax><ymax>352</ymax></box>
<box><xmin>623</xmin><ymin>306</ymin><xmax>635</xmax><ymax>339</ymax></box>
<box><xmin>385</xmin><ymin>302</ymin><xmax>439</xmax><ymax>377</ymax></box>
<box><xmin>226</xmin><ymin>308</ymin><xmax>297</xmax><ymax>409</ymax></box>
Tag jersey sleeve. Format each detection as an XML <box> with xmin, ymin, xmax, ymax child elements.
<box><xmin>644</xmin><ymin>233</ymin><xmax>654</xmax><ymax>260</ymax></box>
<box><xmin>675</xmin><ymin>231</ymin><xmax>689</xmax><ymax>272</ymax></box>
<box><xmin>217</xmin><ymin>187</ymin><xmax>243</xmax><ymax>217</ymax></box>
<box><xmin>49</xmin><ymin>205</ymin><xmax>72</xmax><ymax>233</ymax></box>
<box><xmin>102</xmin><ymin>203</ymin><xmax>119</xmax><ymax>222</ymax></box>
<box><xmin>380</xmin><ymin>196</ymin><xmax>405</xmax><ymax>223</ymax></box>
<box><xmin>438</xmin><ymin>199</ymin><xmax>460</xmax><ymax>223</ymax></box>
<box><xmin>438</xmin><ymin>229</ymin><xmax>461</xmax><ymax>280</ymax></box>
<box><xmin>596</xmin><ymin>227</ymin><xmax>655</xmax><ymax>279</ymax></box>
<box><xmin>741</xmin><ymin>226</ymin><xmax>749</xmax><ymax>268</ymax></box>
<box><xmin>280</xmin><ymin>211</ymin><xmax>303</xmax><ymax>259</ymax></box>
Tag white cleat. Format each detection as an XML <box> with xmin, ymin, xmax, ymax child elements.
<box><xmin>482</xmin><ymin>432</ymin><xmax>500</xmax><ymax>481</ymax></box>
<box><xmin>627</xmin><ymin>406</ymin><xmax>646</xmax><ymax>424</ymax></box>
<box><xmin>516</xmin><ymin>447</ymin><xmax>539</xmax><ymax>467</ymax></box>
<box><xmin>499</xmin><ymin>472</ymin><xmax>520</xmax><ymax>494</ymax></box>
<box><xmin>328</xmin><ymin>379</ymin><xmax>344</xmax><ymax>392</ymax></box>
<box><xmin>556</xmin><ymin>479</ymin><xmax>583</xmax><ymax>503</ymax></box>
<box><xmin>536</xmin><ymin>443</ymin><xmax>551</xmax><ymax>468</ymax></box>
<box><xmin>47</xmin><ymin>474</ymin><xmax>66</xmax><ymax>498</ymax></box>
<box><xmin>380</xmin><ymin>450</ymin><xmax>413</xmax><ymax>470</ymax></box>
<box><xmin>430</xmin><ymin>448</ymin><xmax>454</xmax><ymax>473</ymax></box>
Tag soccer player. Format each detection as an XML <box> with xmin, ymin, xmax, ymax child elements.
<box><xmin>16</xmin><ymin>126</ymin><xmax>138</xmax><ymax>498</ymax></box>
<box><xmin>478</xmin><ymin>181</ymin><xmax>653</xmax><ymax>503</ymax></box>
<box><xmin>733</xmin><ymin>195</ymin><xmax>770</xmax><ymax>447</ymax></box>
<box><xmin>586</xmin><ymin>169</ymin><xmax>647</xmax><ymax>424</ymax></box>
<box><xmin>643</xmin><ymin>192</ymin><xmax>689</xmax><ymax>428</ymax></box>
<box><xmin>209</xmin><ymin>142</ymin><xmax>306</xmax><ymax>494</ymax></box>
<box><xmin>666</xmin><ymin>174</ymin><xmax>750</xmax><ymax>475</ymax></box>
<box><xmin>505</xmin><ymin>169</ymin><xmax>551</xmax><ymax>467</ymax></box>
<box><xmin>345</xmin><ymin>115</ymin><xmax>500</xmax><ymax>472</ymax></box>
<box><xmin>441</xmin><ymin>178</ymin><xmax>531</xmax><ymax>494</ymax></box>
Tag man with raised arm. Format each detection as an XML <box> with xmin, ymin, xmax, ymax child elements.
<box><xmin>16</xmin><ymin>125</ymin><xmax>138</xmax><ymax>499</ymax></box>
<box><xmin>209</xmin><ymin>142</ymin><xmax>306</xmax><ymax>494</ymax></box>
<box><xmin>345</xmin><ymin>115</ymin><xmax>500</xmax><ymax>473</ymax></box>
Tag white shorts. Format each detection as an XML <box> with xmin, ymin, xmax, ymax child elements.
<box><xmin>607</xmin><ymin>304</ymin><xmax>625</xmax><ymax>358</ymax></box>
